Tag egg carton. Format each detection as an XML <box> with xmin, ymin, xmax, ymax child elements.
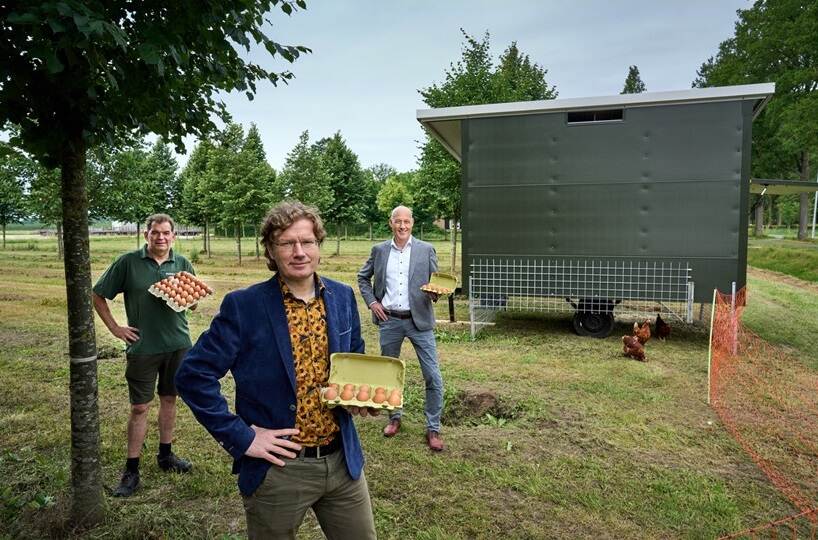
<box><xmin>148</xmin><ymin>271</ymin><xmax>214</xmax><ymax>312</ymax></box>
<box><xmin>420</xmin><ymin>271</ymin><xmax>458</xmax><ymax>295</ymax></box>
<box><xmin>321</xmin><ymin>353</ymin><xmax>405</xmax><ymax>411</ymax></box>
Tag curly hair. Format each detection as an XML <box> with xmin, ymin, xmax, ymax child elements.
<box><xmin>260</xmin><ymin>200</ymin><xmax>326</xmax><ymax>271</ymax></box>
<box><xmin>145</xmin><ymin>213</ymin><xmax>175</xmax><ymax>232</ymax></box>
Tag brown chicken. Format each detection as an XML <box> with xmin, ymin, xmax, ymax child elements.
<box><xmin>633</xmin><ymin>319</ymin><xmax>651</xmax><ymax>344</ymax></box>
<box><xmin>622</xmin><ymin>335</ymin><xmax>646</xmax><ymax>362</ymax></box>
<box><xmin>656</xmin><ymin>314</ymin><xmax>671</xmax><ymax>340</ymax></box>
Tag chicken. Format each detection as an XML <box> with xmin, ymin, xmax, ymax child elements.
<box><xmin>622</xmin><ymin>335</ymin><xmax>646</xmax><ymax>362</ymax></box>
<box><xmin>633</xmin><ymin>319</ymin><xmax>651</xmax><ymax>344</ymax></box>
<box><xmin>656</xmin><ymin>314</ymin><xmax>671</xmax><ymax>341</ymax></box>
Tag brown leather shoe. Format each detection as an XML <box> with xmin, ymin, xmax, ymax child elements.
<box><xmin>383</xmin><ymin>419</ymin><xmax>401</xmax><ymax>437</ymax></box>
<box><xmin>426</xmin><ymin>430</ymin><xmax>444</xmax><ymax>452</ymax></box>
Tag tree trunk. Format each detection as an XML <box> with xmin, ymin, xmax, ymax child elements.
<box><xmin>57</xmin><ymin>221</ymin><xmax>64</xmax><ymax>260</ymax></box>
<box><xmin>368</xmin><ymin>223</ymin><xmax>372</xmax><ymax>241</ymax></box>
<box><xmin>61</xmin><ymin>135</ymin><xmax>104</xmax><ymax>526</ymax></box>
<box><xmin>344</xmin><ymin>224</ymin><xmax>348</xmax><ymax>240</ymax></box>
<box><xmin>205</xmin><ymin>218</ymin><xmax>211</xmax><ymax>257</ymax></box>
<box><xmin>798</xmin><ymin>151</ymin><xmax>810</xmax><ymax>240</ymax></box>
<box><xmin>420</xmin><ymin>223</ymin><xmax>424</xmax><ymax>241</ymax></box>
<box><xmin>254</xmin><ymin>225</ymin><xmax>260</xmax><ymax>260</ymax></box>
<box><xmin>136</xmin><ymin>222</ymin><xmax>140</xmax><ymax>250</ymax></box>
<box><xmin>755</xmin><ymin>200</ymin><xmax>764</xmax><ymax>236</ymax></box>
<box><xmin>450</xmin><ymin>219</ymin><xmax>457</xmax><ymax>273</ymax></box>
<box><xmin>236</xmin><ymin>220</ymin><xmax>242</xmax><ymax>266</ymax></box>
<box><xmin>335</xmin><ymin>222</ymin><xmax>341</xmax><ymax>256</ymax></box>
<box><xmin>202</xmin><ymin>221</ymin><xmax>207</xmax><ymax>254</ymax></box>
<box><xmin>2</xmin><ymin>222</ymin><xmax>5</xmax><ymax>249</ymax></box>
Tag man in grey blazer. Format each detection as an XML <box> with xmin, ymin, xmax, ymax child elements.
<box><xmin>357</xmin><ymin>205</ymin><xmax>445</xmax><ymax>451</ymax></box>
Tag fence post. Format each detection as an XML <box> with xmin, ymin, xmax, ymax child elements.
<box><xmin>731</xmin><ymin>281</ymin><xmax>737</xmax><ymax>356</ymax></box>
<box><xmin>707</xmin><ymin>288</ymin><xmax>717</xmax><ymax>405</ymax></box>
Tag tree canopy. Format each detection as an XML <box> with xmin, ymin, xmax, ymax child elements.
<box><xmin>0</xmin><ymin>1</ymin><xmax>310</xmax><ymax>525</ymax></box>
<box><xmin>278</xmin><ymin>130</ymin><xmax>333</xmax><ymax>212</ymax></box>
<box><xmin>416</xmin><ymin>30</ymin><xmax>557</xmax><ymax>224</ymax></box>
<box><xmin>621</xmin><ymin>65</ymin><xmax>647</xmax><ymax>94</ymax></box>
<box><xmin>693</xmin><ymin>1</ymin><xmax>817</xmax><ymax>237</ymax></box>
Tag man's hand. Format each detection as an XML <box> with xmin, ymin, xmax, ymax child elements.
<box><xmin>369</xmin><ymin>301</ymin><xmax>389</xmax><ymax>322</ymax></box>
<box><xmin>112</xmin><ymin>325</ymin><xmax>140</xmax><ymax>344</ymax></box>
<box><xmin>245</xmin><ymin>426</ymin><xmax>302</xmax><ymax>466</ymax></box>
<box><xmin>424</xmin><ymin>291</ymin><xmax>440</xmax><ymax>303</ymax></box>
<box><xmin>346</xmin><ymin>406</ymin><xmax>381</xmax><ymax>417</ymax></box>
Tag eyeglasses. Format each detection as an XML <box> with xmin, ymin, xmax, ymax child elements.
<box><xmin>273</xmin><ymin>238</ymin><xmax>319</xmax><ymax>251</ymax></box>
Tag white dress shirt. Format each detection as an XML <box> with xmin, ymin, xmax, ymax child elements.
<box><xmin>381</xmin><ymin>237</ymin><xmax>412</xmax><ymax>311</ymax></box>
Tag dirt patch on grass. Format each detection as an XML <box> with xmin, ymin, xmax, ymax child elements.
<box><xmin>443</xmin><ymin>388</ymin><xmax>523</xmax><ymax>426</ymax></box>
<box><xmin>748</xmin><ymin>267</ymin><xmax>818</xmax><ymax>294</ymax></box>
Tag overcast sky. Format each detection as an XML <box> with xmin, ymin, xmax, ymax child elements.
<box><xmin>179</xmin><ymin>0</ymin><xmax>750</xmax><ymax>172</ymax></box>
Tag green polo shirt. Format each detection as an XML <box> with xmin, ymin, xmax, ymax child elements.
<box><xmin>93</xmin><ymin>245</ymin><xmax>195</xmax><ymax>355</ymax></box>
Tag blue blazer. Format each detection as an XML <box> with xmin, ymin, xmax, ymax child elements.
<box><xmin>175</xmin><ymin>275</ymin><xmax>365</xmax><ymax>496</ymax></box>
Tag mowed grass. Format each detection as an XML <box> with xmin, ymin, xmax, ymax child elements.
<box><xmin>0</xmin><ymin>233</ymin><xmax>809</xmax><ymax>539</ymax></box>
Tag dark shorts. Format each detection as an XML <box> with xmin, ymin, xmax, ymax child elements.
<box><xmin>125</xmin><ymin>348</ymin><xmax>189</xmax><ymax>405</ymax></box>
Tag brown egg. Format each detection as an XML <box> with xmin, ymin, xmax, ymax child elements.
<box><xmin>340</xmin><ymin>388</ymin><xmax>354</xmax><ymax>400</ymax></box>
<box><xmin>374</xmin><ymin>387</ymin><xmax>386</xmax><ymax>395</ymax></box>
<box><xmin>387</xmin><ymin>389</ymin><xmax>402</xmax><ymax>406</ymax></box>
<box><xmin>343</xmin><ymin>383</ymin><xmax>355</xmax><ymax>392</ymax></box>
<box><xmin>329</xmin><ymin>383</ymin><xmax>339</xmax><ymax>391</ymax></box>
<box><xmin>324</xmin><ymin>387</ymin><xmax>338</xmax><ymax>400</ymax></box>
<box><xmin>356</xmin><ymin>389</ymin><xmax>370</xmax><ymax>402</ymax></box>
<box><xmin>372</xmin><ymin>393</ymin><xmax>386</xmax><ymax>404</ymax></box>
<box><xmin>358</xmin><ymin>384</ymin><xmax>370</xmax><ymax>393</ymax></box>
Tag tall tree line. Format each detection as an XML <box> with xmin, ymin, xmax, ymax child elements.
<box><xmin>694</xmin><ymin>0</ymin><xmax>818</xmax><ymax>239</ymax></box>
<box><xmin>416</xmin><ymin>30</ymin><xmax>558</xmax><ymax>270</ymax></box>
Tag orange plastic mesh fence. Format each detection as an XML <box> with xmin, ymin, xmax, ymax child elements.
<box><xmin>710</xmin><ymin>287</ymin><xmax>818</xmax><ymax>537</ymax></box>
<box><xmin>718</xmin><ymin>507</ymin><xmax>818</xmax><ymax>540</ymax></box>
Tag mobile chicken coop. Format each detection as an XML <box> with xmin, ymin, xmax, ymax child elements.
<box><xmin>417</xmin><ymin>83</ymin><xmax>776</xmax><ymax>338</ymax></box>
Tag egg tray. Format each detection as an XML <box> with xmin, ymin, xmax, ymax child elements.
<box><xmin>420</xmin><ymin>271</ymin><xmax>458</xmax><ymax>295</ymax></box>
<box><xmin>321</xmin><ymin>352</ymin><xmax>405</xmax><ymax>411</ymax></box>
<box><xmin>148</xmin><ymin>271</ymin><xmax>214</xmax><ymax>312</ymax></box>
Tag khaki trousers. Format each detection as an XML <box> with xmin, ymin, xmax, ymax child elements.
<box><xmin>242</xmin><ymin>450</ymin><xmax>376</xmax><ymax>540</ymax></box>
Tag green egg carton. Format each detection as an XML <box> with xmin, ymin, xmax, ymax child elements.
<box><xmin>322</xmin><ymin>353</ymin><xmax>405</xmax><ymax>410</ymax></box>
<box><xmin>420</xmin><ymin>271</ymin><xmax>458</xmax><ymax>295</ymax></box>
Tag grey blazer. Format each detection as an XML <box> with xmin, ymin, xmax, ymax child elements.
<box><xmin>357</xmin><ymin>237</ymin><xmax>438</xmax><ymax>332</ymax></box>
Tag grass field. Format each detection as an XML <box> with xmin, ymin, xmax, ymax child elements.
<box><xmin>1</xmin><ymin>233</ymin><xmax>815</xmax><ymax>539</ymax></box>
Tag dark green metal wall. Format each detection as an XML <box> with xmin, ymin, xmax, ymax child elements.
<box><xmin>460</xmin><ymin>99</ymin><xmax>753</xmax><ymax>302</ymax></box>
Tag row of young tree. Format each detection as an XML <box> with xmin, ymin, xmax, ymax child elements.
<box><xmin>0</xmin><ymin>136</ymin><xmax>180</xmax><ymax>253</ymax></box>
<box><xmin>1</xmin><ymin>124</ymin><xmax>445</xmax><ymax>262</ymax></box>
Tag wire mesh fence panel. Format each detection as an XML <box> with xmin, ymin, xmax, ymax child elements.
<box><xmin>468</xmin><ymin>257</ymin><xmax>693</xmax><ymax>338</ymax></box>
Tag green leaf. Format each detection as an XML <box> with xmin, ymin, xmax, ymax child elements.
<box><xmin>138</xmin><ymin>44</ymin><xmax>161</xmax><ymax>65</ymax></box>
<box><xmin>45</xmin><ymin>52</ymin><xmax>64</xmax><ymax>74</ymax></box>
<box><xmin>47</xmin><ymin>18</ymin><xmax>67</xmax><ymax>33</ymax></box>
<box><xmin>296</xmin><ymin>0</ymin><xmax>307</xmax><ymax>9</ymax></box>
<box><xmin>245</xmin><ymin>91</ymin><xmax>254</xmax><ymax>101</ymax></box>
<box><xmin>7</xmin><ymin>12</ymin><xmax>39</xmax><ymax>25</ymax></box>
<box><xmin>281</xmin><ymin>3</ymin><xmax>293</xmax><ymax>15</ymax></box>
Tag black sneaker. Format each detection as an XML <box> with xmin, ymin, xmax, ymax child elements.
<box><xmin>112</xmin><ymin>470</ymin><xmax>140</xmax><ymax>497</ymax></box>
<box><xmin>157</xmin><ymin>452</ymin><xmax>192</xmax><ymax>473</ymax></box>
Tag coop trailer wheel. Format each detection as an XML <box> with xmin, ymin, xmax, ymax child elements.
<box><xmin>572</xmin><ymin>311</ymin><xmax>614</xmax><ymax>338</ymax></box>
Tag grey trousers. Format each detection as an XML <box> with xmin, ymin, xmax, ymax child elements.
<box><xmin>242</xmin><ymin>450</ymin><xmax>376</xmax><ymax>540</ymax></box>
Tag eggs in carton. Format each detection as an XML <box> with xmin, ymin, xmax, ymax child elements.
<box><xmin>148</xmin><ymin>271</ymin><xmax>214</xmax><ymax>312</ymax></box>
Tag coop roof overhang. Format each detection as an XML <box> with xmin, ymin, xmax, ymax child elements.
<box><xmin>417</xmin><ymin>83</ymin><xmax>776</xmax><ymax>163</ymax></box>
<box><xmin>750</xmin><ymin>178</ymin><xmax>818</xmax><ymax>195</ymax></box>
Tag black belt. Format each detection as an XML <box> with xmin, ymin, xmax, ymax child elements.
<box><xmin>385</xmin><ymin>309</ymin><xmax>412</xmax><ymax>319</ymax></box>
<box><xmin>299</xmin><ymin>437</ymin><xmax>341</xmax><ymax>459</ymax></box>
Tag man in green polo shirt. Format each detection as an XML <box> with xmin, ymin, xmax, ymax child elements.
<box><xmin>93</xmin><ymin>213</ymin><xmax>195</xmax><ymax>497</ymax></box>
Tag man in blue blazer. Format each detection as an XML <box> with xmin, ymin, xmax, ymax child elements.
<box><xmin>176</xmin><ymin>201</ymin><xmax>377</xmax><ymax>539</ymax></box>
<box><xmin>357</xmin><ymin>205</ymin><xmax>445</xmax><ymax>452</ymax></box>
